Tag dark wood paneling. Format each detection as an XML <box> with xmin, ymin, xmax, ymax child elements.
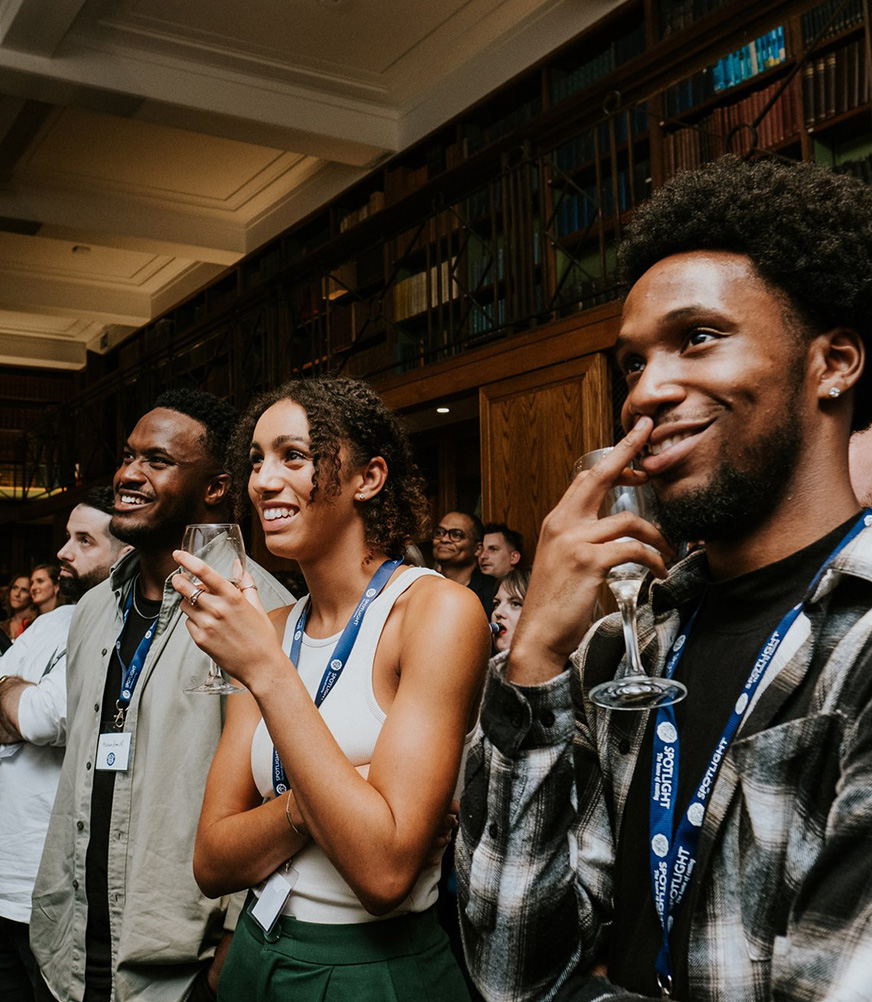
<box><xmin>480</xmin><ymin>352</ymin><xmax>612</xmax><ymax>562</ymax></box>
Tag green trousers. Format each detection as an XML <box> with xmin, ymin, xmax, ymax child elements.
<box><xmin>218</xmin><ymin>902</ymin><xmax>471</xmax><ymax>1002</ymax></box>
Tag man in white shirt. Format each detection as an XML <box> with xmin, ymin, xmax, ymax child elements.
<box><xmin>0</xmin><ymin>486</ymin><xmax>128</xmax><ymax>1001</ymax></box>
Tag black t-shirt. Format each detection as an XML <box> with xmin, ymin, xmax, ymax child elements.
<box><xmin>468</xmin><ymin>567</ymin><xmax>497</xmax><ymax>616</ymax></box>
<box><xmin>607</xmin><ymin>516</ymin><xmax>857</xmax><ymax>999</ymax></box>
<box><xmin>84</xmin><ymin>582</ymin><xmax>161</xmax><ymax>1001</ymax></box>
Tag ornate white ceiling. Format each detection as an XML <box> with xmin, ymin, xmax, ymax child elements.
<box><xmin>0</xmin><ymin>0</ymin><xmax>620</xmax><ymax>370</ymax></box>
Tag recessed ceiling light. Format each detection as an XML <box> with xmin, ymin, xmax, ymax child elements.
<box><xmin>436</xmin><ymin>406</ymin><xmax>450</xmax><ymax>414</ymax></box>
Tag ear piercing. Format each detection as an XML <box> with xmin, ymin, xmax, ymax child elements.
<box><xmin>828</xmin><ymin>386</ymin><xmax>841</xmax><ymax>399</ymax></box>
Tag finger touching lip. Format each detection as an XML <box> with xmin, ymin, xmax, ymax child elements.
<box><xmin>640</xmin><ymin>424</ymin><xmax>711</xmax><ymax>475</ymax></box>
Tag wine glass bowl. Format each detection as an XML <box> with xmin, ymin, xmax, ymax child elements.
<box><xmin>180</xmin><ymin>523</ymin><xmax>246</xmax><ymax>695</ymax></box>
<box><xmin>575</xmin><ymin>448</ymin><xmax>687</xmax><ymax>711</ymax></box>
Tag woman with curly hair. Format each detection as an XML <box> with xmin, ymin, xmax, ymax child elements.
<box><xmin>173</xmin><ymin>376</ymin><xmax>489</xmax><ymax>1002</ymax></box>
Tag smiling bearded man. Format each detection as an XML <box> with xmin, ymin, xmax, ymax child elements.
<box><xmin>31</xmin><ymin>389</ymin><xmax>293</xmax><ymax>1002</ymax></box>
<box><xmin>456</xmin><ymin>156</ymin><xmax>872</xmax><ymax>1002</ymax></box>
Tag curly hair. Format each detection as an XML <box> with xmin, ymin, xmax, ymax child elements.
<box><xmin>618</xmin><ymin>155</ymin><xmax>872</xmax><ymax>430</ymax></box>
<box><xmin>229</xmin><ymin>377</ymin><xmax>430</xmax><ymax>558</ymax></box>
<box><xmin>153</xmin><ymin>388</ymin><xmax>238</xmax><ymax>470</ymax></box>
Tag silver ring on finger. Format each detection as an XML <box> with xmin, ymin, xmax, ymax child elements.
<box><xmin>188</xmin><ymin>587</ymin><xmax>205</xmax><ymax>606</ymax></box>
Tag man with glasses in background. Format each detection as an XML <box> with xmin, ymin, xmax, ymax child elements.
<box><xmin>432</xmin><ymin>511</ymin><xmax>494</xmax><ymax>615</ymax></box>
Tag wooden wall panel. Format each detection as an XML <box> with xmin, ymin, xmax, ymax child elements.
<box><xmin>480</xmin><ymin>352</ymin><xmax>612</xmax><ymax>563</ymax></box>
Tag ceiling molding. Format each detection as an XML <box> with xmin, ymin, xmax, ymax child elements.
<box><xmin>0</xmin><ymin>0</ymin><xmax>626</xmax><ymax>374</ymax></box>
<box><xmin>0</xmin><ymin>330</ymin><xmax>86</xmax><ymax>368</ymax></box>
<box><xmin>0</xmin><ymin>0</ymin><xmax>89</xmax><ymax>57</ymax></box>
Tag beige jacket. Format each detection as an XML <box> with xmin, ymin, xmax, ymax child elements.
<box><xmin>31</xmin><ymin>548</ymin><xmax>292</xmax><ymax>1002</ymax></box>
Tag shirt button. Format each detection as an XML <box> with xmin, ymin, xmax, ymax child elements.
<box><xmin>102</xmin><ymin>649</ymin><xmax>108</xmax><ymax>656</ymax></box>
<box><xmin>488</xmin><ymin>822</ymin><xmax>499</xmax><ymax>839</ymax></box>
<box><xmin>619</xmin><ymin>739</ymin><xmax>631</xmax><ymax>754</ymax></box>
<box><xmin>94</xmin><ymin>703</ymin><xmax>100</xmax><ymax>713</ymax></box>
<box><xmin>540</xmin><ymin>710</ymin><xmax>555</xmax><ymax>727</ymax></box>
<box><xmin>72</xmin><ymin>879</ymin><xmax>79</xmax><ymax>890</ymax></box>
<box><xmin>86</xmin><ymin>762</ymin><xmax>92</xmax><ymax>770</ymax></box>
<box><xmin>77</xmin><ymin>821</ymin><xmax>84</xmax><ymax>832</ymax></box>
<box><xmin>510</xmin><ymin>711</ymin><xmax>523</xmax><ymax>728</ymax></box>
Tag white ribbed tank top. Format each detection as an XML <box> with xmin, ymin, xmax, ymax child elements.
<box><xmin>251</xmin><ymin>566</ymin><xmax>473</xmax><ymax>924</ymax></box>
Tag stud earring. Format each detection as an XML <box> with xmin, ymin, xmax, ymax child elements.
<box><xmin>357</xmin><ymin>493</ymin><xmax>365</xmax><ymax>501</ymax></box>
<box><xmin>828</xmin><ymin>386</ymin><xmax>841</xmax><ymax>399</ymax></box>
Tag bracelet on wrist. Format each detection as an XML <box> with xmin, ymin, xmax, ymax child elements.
<box><xmin>285</xmin><ymin>790</ymin><xmax>305</xmax><ymax>836</ymax></box>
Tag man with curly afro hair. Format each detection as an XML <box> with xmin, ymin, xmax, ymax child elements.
<box><xmin>457</xmin><ymin>155</ymin><xmax>872</xmax><ymax>1002</ymax></box>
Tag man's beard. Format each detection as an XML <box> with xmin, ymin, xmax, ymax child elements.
<box><xmin>652</xmin><ymin>409</ymin><xmax>804</xmax><ymax>546</ymax></box>
<box><xmin>110</xmin><ymin>505</ymin><xmax>191</xmax><ymax>550</ymax></box>
<box><xmin>59</xmin><ymin>567</ymin><xmax>105</xmax><ymax>602</ymax></box>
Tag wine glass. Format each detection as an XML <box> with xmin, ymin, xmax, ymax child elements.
<box><xmin>574</xmin><ymin>448</ymin><xmax>687</xmax><ymax>711</ymax></box>
<box><xmin>180</xmin><ymin>523</ymin><xmax>246</xmax><ymax>695</ymax></box>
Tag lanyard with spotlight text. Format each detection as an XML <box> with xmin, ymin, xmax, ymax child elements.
<box><xmin>649</xmin><ymin>509</ymin><xmax>872</xmax><ymax>997</ymax></box>
<box><xmin>271</xmin><ymin>557</ymin><xmax>403</xmax><ymax>796</ymax></box>
<box><xmin>112</xmin><ymin>585</ymin><xmax>158</xmax><ymax>729</ymax></box>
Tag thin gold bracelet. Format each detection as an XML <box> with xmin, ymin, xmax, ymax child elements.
<box><xmin>285</xmin><ymin>790</ymin><xmax>304</xmax><ymax>836</ymax></box>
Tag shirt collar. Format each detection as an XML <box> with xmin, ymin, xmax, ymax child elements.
<box><xmin>108</xmin><ymin>548</ymin><xmax>183</xmax><ymax>614</ymax></box>
<box><xmin>649</xmin><ymin>549</ymin><xmax>708</xmax><ymax>617</ymax></box>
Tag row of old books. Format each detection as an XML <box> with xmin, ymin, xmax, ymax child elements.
<box><xmin>549</xmin><ymin>22</ymin><xmax>646</xmax><ymax>105</ymax></box>
<box><xmin>711</xmin><ymin>27</ymin><xmax>786</xmax><ymax>92</ymax></box>
<box><xmin>552</xmin><ymin>107</ymin><xmax>649</xmax><ymax>173</ymax></box>
<box><xmin>461</xmin><ymin>95</ymin><xmax>542</xmax><ymax>156</ymax></box>
<box><xmin>339</xmin><ymin>191</ymin><xmax>386</xmax><ymax>233</ymax></box>
<box><xmin>664</xmin><ymin>81</ymin><xmax>799</xmax><ymax>174</ymax></box>
<box><xmin>554</xmin><ymin>161</ymin><xmax>651</xmax><ymax>236</ymax></box>
<box><xmin>663</xmin><ymin>26</ymin><xmax>786</xmax><ymax>116</ymax></box>
<box><xmin>658</xmin><ymin>0</ymin><xmax>730</xmax><ymax>39</ymax></box>
<box><xmin>801</xmin><ymin>40</ymin><xmax>871</xmax><ymax>126</ymax></box>
<box><xmin>801</xmin><ymin>0</ymin><xmax>863</xmax><ymax>46</ymax></box>
<box><xmin>392</xmin><ymin>259</ymin><xmax>460</xmax><ymax>322</ymax></box>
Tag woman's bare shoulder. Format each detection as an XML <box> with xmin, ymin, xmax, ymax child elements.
<box><xmin>401</xmin><ymin>572</ymin><xmax>486</xmax><ymax>623</ymax></box>
<box><xmin>267</xmin><ymin>602</ymin><xmax>297</xmax><ymax>642</ymax></box>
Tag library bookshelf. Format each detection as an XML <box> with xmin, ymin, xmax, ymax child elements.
<box><xmin>6</xmin><ymin>0</ymin><xmax>872</xmax><ymax>539</ymax></box>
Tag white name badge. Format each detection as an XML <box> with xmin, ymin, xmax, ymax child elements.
<box><xmin>250</xmin><ymin>867</ymin><xmax>297</xmax><ymax>934</ymax></box>
<box><xmin>96</xmin><ymin>732</ymin><xmax>131</xmax><ymax>771</ymax></box>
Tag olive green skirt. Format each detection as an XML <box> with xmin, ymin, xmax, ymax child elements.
<box><xmin>218</xmin><ymin>901</ymin><xmax>470</xmax><ymax>1002</ymax></box>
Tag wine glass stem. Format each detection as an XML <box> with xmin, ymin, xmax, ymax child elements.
<box><xmin>206</xmin><ymin>660</ymin><xmax>223</xmax><ymax>685</ymax></box>
<box><xmin>616</xmin><ymin>594</ymin><xmax>645</xmax><ymax>678</ymax></box>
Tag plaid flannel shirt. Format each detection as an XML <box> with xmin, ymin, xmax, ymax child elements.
<box><xmin>456</xmin><ymin>524</ymin><xmax>872</xmax><ymax>1002</ymax></box>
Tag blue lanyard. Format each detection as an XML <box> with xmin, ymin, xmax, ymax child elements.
<box><xmin>271</xmin><ymin>558</ymin><xmax>403</xmax><ymax>796</ymax></box>
<box><xmin>114</xmin><ymin>583</ymin><xmax>159</xmax><ymax>719</ymax></box>
<box><xmin>649</xmin><ymin>510</ymin><xmax>871</xmax><ymax>993</ymax></box>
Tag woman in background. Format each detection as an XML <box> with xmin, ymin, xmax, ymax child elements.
<box><xmin>1</xmin><ymin>573</ymin><xmax>36</xmax><ymax>640</ymax></box>
<box><xmin>174</xmin><ymin>376</ymin><xmax>489</xmax><ymax>1002</ymax></box>
<box><xmin>29</xmin><ymin>565</ymin><xmax>61</xmax><ymax>617</ymax></box>
<box><xmin>490</xmin><ymin>567</ymin><xmax>530</xmax><ymax>653</ymax></box>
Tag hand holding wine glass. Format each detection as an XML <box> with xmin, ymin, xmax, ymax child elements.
<box><xmin>575</xmin><ymin>451</ymin><xmax>686</xmax><ymax>710</ymax></box>
<box><xmin>178</xmin><ymin>523</ymin><xmax>247</xmax><ymax>694</ymax></box>
<box><xmin>506</xmin><ymin>417</ymin><xmax>673</xmax><ymax>688</ymax></box>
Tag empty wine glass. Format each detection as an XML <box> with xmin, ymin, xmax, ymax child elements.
<box><xmin>180</xmin><ymin>523</ymin><xmax>246</xmax><ymax>695</ymax></box>
<box><xmin>574</xmin><ymin>448</ymin><xmax>687</xmax><ymax>711</ymax></box>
